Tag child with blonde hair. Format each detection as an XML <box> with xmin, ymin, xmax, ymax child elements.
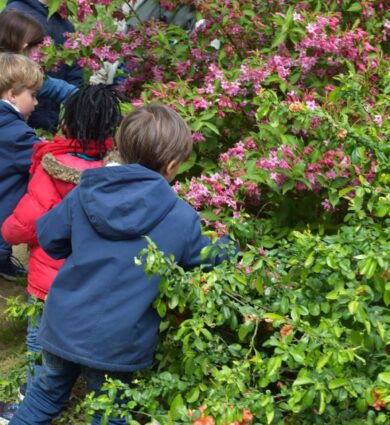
<box><xmin>0</xmin><ymin>53</ymin><xmax>43</xmax><ymax>280</ymax></box>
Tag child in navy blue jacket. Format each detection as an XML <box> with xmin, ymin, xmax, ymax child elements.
<box><xmin>0</xmin><ymin>53</ymin><xmax>43</xmax><ymax>280</ymax></box>
<box><xmin>10</xmin><ymin>105</ymin><xmax>232</xmax><ymax>425</ymax></box>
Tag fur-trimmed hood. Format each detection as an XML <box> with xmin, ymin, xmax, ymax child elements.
<box><xmin>41</xmin><ymin>149</ymin><xmax>122</xmax><ymax>184</ymax></box>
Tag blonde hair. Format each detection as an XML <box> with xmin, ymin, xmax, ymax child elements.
<box><xmin>0</xmin><ymin>52</ymin><xmax>43</xmax><ymax>96</ymax></box>
<box><xmin>116</xmin><ymin>104</ymin><xmax>193</xmax><ymax>172</ymax></box>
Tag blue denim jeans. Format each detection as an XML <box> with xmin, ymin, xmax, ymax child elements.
<box><xmin>10</xmin><ymin>350</ymin><xmax>133</xmax><ymax>425</ymax></box>
<box><xmin>26</xmin><ymin>297</ymin><xmax>44</xmax><ymax>393</ymax></box>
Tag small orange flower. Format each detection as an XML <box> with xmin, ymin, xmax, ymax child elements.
<box><xmin>280</xmin><ymin>324</ymin><xmax>294</xmax><ymax>337</ymax></box>
<box><xmin>242</xmin><ymin>409</ymin><xmax>253</xmax><ymax>423</ymax></box>
<box><xmin>371</xmin><ymin>389</ymin><xmax>386</xmax><ymax>411</ymax></box>
<box><xmin>193</xmin><ymin>417</ymin><xmax>215</xmax><ymax>425</ymax></box>
<box><xmin>289</xmin><ymin>102</ymin><xmax>303</xmax><ymax>112</ymax></box>
<box><xmin>336</xmin><ymin>128</ymin><xmax>348</xmax><ymax>140</ymax></box>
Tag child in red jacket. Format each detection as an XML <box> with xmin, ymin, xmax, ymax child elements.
<box><xmin>1</xmin><ymin>84</ymin><xmax>122</xmax><ymax>398</ymax></box>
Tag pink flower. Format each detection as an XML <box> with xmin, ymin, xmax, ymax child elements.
<box><xmin>321</xmin><ymin>198</ymin><xmax>335</xmax><ymax>211</ymax></box>
<box><xmin>192</xmin><ymin>132</ymin><xmax>206</xmax><ymax>143</ymax></box>
<box><xmin>293</xmin><ymin>11</ymin><xmax>304</xmax><ymax>22</ymax></box>
<box><xmin>306</xmin><ymin>100</ymin><xmax>316</xmax><ymax>110</ymax></box>
<box><xmin>214</xmin><ymin>221</ymin><xmax>227</xmax><ymax>236</ymax></box>
<box><xmin>193</xmin><ymin>98</ymin><xmax>212</xmax><ymax>110</ymax></box>
<box><xmin>374</xmin><ymin>115</ymin><xmax>383</xmax><ymax>127</ymax></box>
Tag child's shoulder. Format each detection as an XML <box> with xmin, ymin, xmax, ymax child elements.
<box><xmin>170</xmin><ymin>196</ymin><xmax>200</xmax><ymax>223</ymax></box>
<box><xmin>0</xmin><ymin>101</ymin><xmax>35</xmax><ymax>136</ymax></box>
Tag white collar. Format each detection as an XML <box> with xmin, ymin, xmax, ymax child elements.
<box><xmin>1</xmin><ymin>99</ymin><xmax>21</xmax><ymax>114</ymax></box>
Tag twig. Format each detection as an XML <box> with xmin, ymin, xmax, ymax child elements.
<box><xmin>124</xmin><ymin>0</ymin><xmax>143</xmax><ymax>26</ymax></box>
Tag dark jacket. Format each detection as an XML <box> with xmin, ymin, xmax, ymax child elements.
<box><xmin>37</xmin><ymin>164</ymin><xmax>230</xmax><ymax>372</ymax></box>
<box><xmin>0</xmin><ymin>100</ymin><xmax>39</xmax><ymax>256</ymax></box>
<box><xmin>5</xmin><ymin>0</ymin><xmax>83</xmax><ymax>131</ymax></box>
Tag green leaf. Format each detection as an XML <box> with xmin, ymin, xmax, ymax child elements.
<box><xmin>178</xmin><ymin>151</ymin><xmax>197</xmax><ymax>174</ymax></box>
<box><xmin>376</xmin><ymin>321</ymin><xmax>385</xmax><ymax>341</ymax></box>
<box><xmin>378</xmin><ymin>372</ymin><xmax>390</xmax><ymax>385</ymax></box>
<box><xmin>375</xmin><ymin>205</ymin><xmax>389</xmax><ymax>217</ymax></box>
<box><xmin>347</xmin><ymin>3</ymin><xmax>363</xmax><ymax>12</ymax></box>
<box><xmin>282</xmin><ymin>179</ymin><xmax>295</xmax><ymax>194</ymax></box>
<box><xmin>348</xmin><ymin>300</ymin><xmax>359</xmax><ymax>315</ymax></box>
<box><xmin>290</xmin><ymin>349</ymin><xmax>305</xmax><ymax>364</ymax></box>
<box><xmin>66</xmin><ymin>0</ymin><xmax>78</xmax><ymax>16</ymax></box>
<box><xmin>156</xmin><ymin>300</ymin><xmax>167</xmax><ymax>318</ymax></box>
<box><xmin>316</xmin><ymin>352</ymin><xmax>332</xmax><ymax>372</ymax></box>
<box><xmin>263</xmin><ymin>313</ymin><xmax>285</xmax><ymax>321</ymax></box>
<box><xmin>329</xmin><ymin>378</ymin><xmax>348</xmax><ymax>389</ymax></box>
<box><xmin>319</xmin><ymin>390</ymin><xmax>326</xmax><ymax>415</ymax></box>
<box><xmin>267</xmin><ymin>356</ymin><xmax>282</xmax><ymax>376</ymax></box>
<box><xmin>339</xmin><ymin>187</ymin><xmax>355</xmax><ymax>198</ymax></box>
<box><xmin>293</xmin><ymin>377</ymin><xmax>314</xmax><ymax>386</ymax></box>
<box><xmin>186</xmin><ymin>387</ymin><xmax>200</xmax><ymax>403</ymax></box>
<box><xmin>200</xmin><ymin>111</ymin><xmax>217</xmax><ymax>121</ymax></box>
<box><xmin>169</xmin><ymin>394</ymin><xmax>186</xmax><ymax>420</ymax></box>
<box><xmin>238</xmin><ymin>323</ymin><xmax>253</xmax><ymax>341</ymax></box>
<box><xmin>203</xmin><ymin>121</ymin><xmax>220</xmax><ymax>135</ymax></box>
<box><xmin>304</xmin><ymin>252</ymin><xmax>315</xmax><ymax>268</ymax></box>
<box><xmin>47</xmin><ymin>0</ymin><xmax>62</xmax><ymax>18</ymax></box>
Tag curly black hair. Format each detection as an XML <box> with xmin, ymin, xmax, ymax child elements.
<box><xmin>62</xmin><ymin>84</ymin><xmax>123</xmax><ymax>155</ymax></box>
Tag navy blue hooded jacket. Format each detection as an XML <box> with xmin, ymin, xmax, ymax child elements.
<box><xmin>37</xmin><ymin>164</ymin><xmax>230</xmax><ymax>372</ymax></box>
<box><xmin>5</xmin><ymin>0</ymin><xmax>83</xmax><ymax>131</ymax></box>
<box><xmin>0</xmin><ymin>100</ymin><xmax>39</xmax><ymax>257</ymax></box>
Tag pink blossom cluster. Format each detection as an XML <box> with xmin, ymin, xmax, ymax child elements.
<box><xmin>58</xmin><ymin>0</ymin><xmax>113</xmax><ymax>21</ymax></box>
<box><xmin>175</xmin><ymin>139</ymin><xmax>261</xmax><ymax>232</ymax></box>
<box><xmin>176</xmin><ymin>130</ymin><xmax>378</xmax><ymax>226</ymax></box>
<box><xmin>298</xmin><ymin>14</ymin><xmax>378</xmax><ymax>74</ymax></box>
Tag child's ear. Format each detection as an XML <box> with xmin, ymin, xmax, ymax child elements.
<box><xmin>161</xmin><ymin>160</ymin><xmax>180</xmax><ymax>183</ymax></box>
<box><xmin>3</xmin><ymin>89</ymin><xmax>17</xmax><ymax>104</ymax></box>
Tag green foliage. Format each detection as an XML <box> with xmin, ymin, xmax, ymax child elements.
<box><xmin>84</xmin><ymin>194</ymin><xmax>389</xmax><ymax>424</ymax></box>
<box><xmin>1</xmin><ymin>0</ymin><xmax>389</xmax><ymax>423</ymax></box>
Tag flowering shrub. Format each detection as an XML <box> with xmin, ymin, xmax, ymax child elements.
<box><xmin>1</xmin><ymin>0</ymin><xmax>389</xmax><ymax>423</ymax></box>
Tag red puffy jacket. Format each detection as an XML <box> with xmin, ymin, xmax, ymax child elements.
<box><xmin>1</xmin><ymin>136</ymin><xmax>116</xmax><ymax>300</ymax></box>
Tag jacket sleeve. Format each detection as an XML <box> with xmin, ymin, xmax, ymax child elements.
<box><xmin>39</xmin><ymin>77</ymin><xmax>78</xmax><ymax>104</ymax></box>
<box><xmin>14</xmin><ymin>126</ymin><xmax>40</xmax><ymax>173</ymax></box>
<box><xmin>179</xmin><ymin>213</ymin><xmax>235</xmax><ymax>269</ymax></box>
<box><xmin>36</xmin><ymin>189</ymin><xmax>74</xmax><ymax>260</ymax></box>
<box><xmin>1</xmin><ymin>166</ymin><xmax>62</xmax><ymax>246</ymax></box>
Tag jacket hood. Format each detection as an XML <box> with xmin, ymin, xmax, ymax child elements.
<box><xmin>79</xmin><ymin>164</ymin><xmax>178</xmax><ymax>240</ymax></box>
<box><xmin>7</xmin><ymin>0</ymin><xmax>47</xmax><ymax>15</ymax></box>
